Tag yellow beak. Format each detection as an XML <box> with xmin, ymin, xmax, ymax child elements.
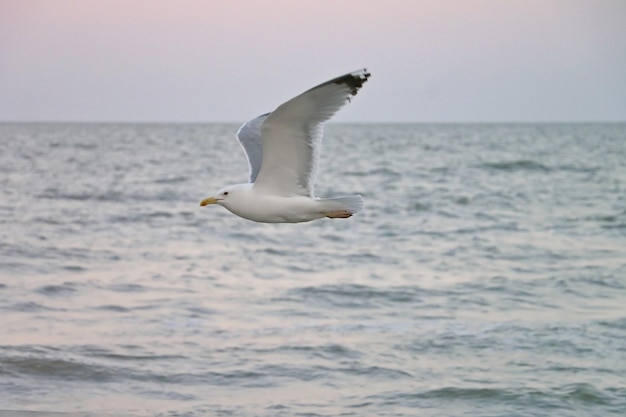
<box><xmin>200</xmin><ymin>197</ymin><xmax>220</xmax><ymax>206</ymax></box>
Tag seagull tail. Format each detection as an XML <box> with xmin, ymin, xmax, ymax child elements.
<box><xmin>319</xmin><ymin>195</ymin><xmax>364</xmax><ymax>215</ymax></box>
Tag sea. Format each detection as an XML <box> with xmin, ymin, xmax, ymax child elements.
<box><xmin>0</xmin><ymin>123</ymin><xmax>625</xmax><ymax>417</ymax></box>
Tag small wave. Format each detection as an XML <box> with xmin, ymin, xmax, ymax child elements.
<box><xmin>108</xmin><ymin>214</ymin><xmax>142</xmax><ymax>224</ymax></box>
<box><xmin>82</xmin><ymin>347</ymin><xmax>186</xmax><ymax>362</ymax></box>
<box><xmin>454</xmin><ymin>196</ymin><xmax>470</xmax><ymax>205</ymax></box>
<box><xmin>412</xmin><ymin>386</ymin><xmax>511</xmax><ymax>400</ymax></box>
<box><xmin>601</xmin><ymin>222</ymin><xmax>626</xmax><ymax>230</ymax></box>
<box><xmin>584</xmin><ymin>211</ymin><xmax>626</xmax><ymax>230</ymax></box>
<box><xmin>1</xmin><ymin>356</ymin><xmax>116</xmax><ymax>382</ymax></box>
<box><xmin>35</xmin><ymin>284</ymin><xmax>77</xmax><ymax>296</ymax></box>
<box><xmin>598</xmin><ymin>317</ymin><xmax>626</xmax><ymax>330</ymax></box>
<box><xmin>409</xmin><ymin>201</ymin><xmax>432</xmax><ymax>212</ymax></box>
<box><xmin>109</xmin><ymin>211</ymin><xmax>174</xmax><ymax>224</ymax></box>
<box><xmin>481</xmin><ymin>160</ymin><xmax>550</xmax><ymax>172</ymax></box>
<box><xmin>148</xmin><ymin>211</ymin><xmax>174</xmax><ymax>219</ymax></box>
<box><xmin>7</xmin><ymin>302</ymin><xmax>62</xmax><ymax>312</ymax></box>
<box><xmin>343</xmin><ymin>167</ymin><xmax>401</xmax><ymax>178</ymax></box>
<box><xmin>37</xmin><ymin>190</ymin><xmax>124</xmax><ymax>202</ymax></box>
<box><xmin>339</xmin><ymin>364</ymin><xmax>414</xmax><ymax>379</ymax></box>
<box><xmin>106</xmin><ymin>283</ymin><xmax>146</xmax><ymax>293</ymax></box>
<box><xmin>551</xmin><ymin>274</ymin><xmax>626</xmax><ymax>297</ymax></box>
<box><xmin>319</xmin><ymin>233</ymin><xmax>347</xmax><ymax>243</ymax></box>
<box><xmin>186</xmin><ymin>306</ymin><xmax>218</xmax><ymax>316</ymax></box>
<box><xmin>154</xmin><ymin>176</ymin><xmax>189</xmax><ymax>184</ymax></box>
<box><xmin>389</xmin><ymin>383</ymin><xmax>615</xmax><ymax>407</ymax></box>
<box><xmin>74</xmin><ymin>144</ymin><xmax>98</xmax><ymax>151</ymax></box>
<box><xmin>93</xmin><ymin>305</ymin><xmax>130</xmax><ymax>312</ymax></box>
<box><xmin>286</xmin><ymin>284</ymin><xmax>422</xmax><ymax>309</ymax></box>
<box><xmin>127</xmin><ymin>369</ymin><xmax>269</xmax><ymax>386</ymax></box>
<box><xmin>63</xmin><ymin>265</ymin><xmax>87</xmax><ymax>272</ymax></box>
<box><xmin>259</xmin><ymin>248</ymin><xmax>288</xmax><ymax>256</ymax></box>
<box><xmin>254</xmin><ymin>343</ymin><xmax>361</xmax><ymax>361</ymax></box>
<box><xmin>0</xmin><ymin>411</ymin><xmax>129</xmax><ymax>417</ymax></box>
<box><xmin>557</xmin><ymin>383</ymin><xmax>615</xmax><ymax>406</ymax></box>
<box><xmin>31</xmin><ymin>216</ymin><xmax>64</xmax><ymax>225</ymax></box>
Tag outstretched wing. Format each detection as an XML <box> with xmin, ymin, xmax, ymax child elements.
<box><xmin>252</xmin><ymin>68</ymin><xmax>370</xmax><ymax>197</ymax></box>
<box><xmin>236</xmin><ymin>113</ymin><xmax>270</xmax><ymax>183</ymax></box>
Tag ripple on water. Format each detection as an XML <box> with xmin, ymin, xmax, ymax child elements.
<box><xmin>34</xmin><ymin>284</ymin><xmax>77</xmax><ymax>297</ymax></box>
<box><xmin>285</xmin><ymin>284</ymin><xmax>425</xmax><ymax>309</ymax></box>
<box><xmin>480</xmin><ymin>159</ymin><xmax>551</xmax><ymax>172</ymax></box>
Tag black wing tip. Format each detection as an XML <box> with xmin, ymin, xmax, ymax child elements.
<box><xmin>332</xmin><ymin>68</ymin><xmax>371</xmax><ymax>96</ymax></box>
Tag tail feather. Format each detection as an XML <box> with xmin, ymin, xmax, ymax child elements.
<box><xmin>318</xmin><ymin>195</ymin><xmax>364</xmax><ymax>215</ymax></box>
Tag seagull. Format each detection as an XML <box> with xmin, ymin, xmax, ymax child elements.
<box><xmin>200</xmin><ymin>68</ymin><xmax>371</xmax><ymax>223</ymax></box>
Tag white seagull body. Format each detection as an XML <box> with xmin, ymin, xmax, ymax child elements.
<box><xmin>200</xmin><ymin>68</ymin><xmax>371</xmax><ymax>223</ymax></box>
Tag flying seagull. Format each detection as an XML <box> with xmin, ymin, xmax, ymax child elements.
<box><xmin>200</xmin><ymin>68</ymin><xmax>371</xmax><ymax>223</ymax></box>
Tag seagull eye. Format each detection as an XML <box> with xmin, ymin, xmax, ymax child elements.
<box><xmin>223</xmin><ymin>191</ymin><xmax>229</xmax><ymax>196</ymax></box>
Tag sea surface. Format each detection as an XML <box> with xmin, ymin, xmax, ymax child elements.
<box><xmin>0</xmin><ymin>123</ymin><xmax>625</xmax><ymax>417</ymax></box>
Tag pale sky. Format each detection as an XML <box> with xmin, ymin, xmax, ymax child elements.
<box><xmin>1</xmin><ymin>0</ymin><xmax>625</xmax><ymax>123</ymax></box>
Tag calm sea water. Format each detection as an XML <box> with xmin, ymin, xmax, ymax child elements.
<box><xmin>0</xmin><ymin>123</ymin><xmax>625</xmax><ymax>417</ymax></box>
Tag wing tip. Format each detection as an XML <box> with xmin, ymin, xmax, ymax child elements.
<box><xmin>333</xmin><ymin>68</ymin><xmax>371</xmax><ymax>96</ymax></box>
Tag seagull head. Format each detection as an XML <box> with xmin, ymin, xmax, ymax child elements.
<box><xmin>200</xmin><ymin>186</ymin><xmax>232</xmax><ymax>207</ymax></box>
<box><xmin>200</xmin><ymin>183</ymin><xmax>251</xmax><ymax>208</ymax></box>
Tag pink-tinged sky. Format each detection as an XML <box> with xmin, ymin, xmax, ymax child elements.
<box><xmin>1</xmin><ymin>0</ymin><xmax>625</xmax><ymax>122</ymax></box>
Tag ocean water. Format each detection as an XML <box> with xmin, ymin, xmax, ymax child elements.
<box><xmin>0</xmin><ymin>122</ymin><xmax>625</xmax><ymax>417</ymax></box>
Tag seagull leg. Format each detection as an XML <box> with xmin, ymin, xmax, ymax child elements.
<box><xmin>324</xmin><ymin>210</ymin><xmax>353</xmax><ymax>219</ymax></box>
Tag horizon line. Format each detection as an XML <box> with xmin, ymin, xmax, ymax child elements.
<box><xmin>1</xmin><ymin>119</ymin><xmax>625</xmax><ymax>125</ymax></box>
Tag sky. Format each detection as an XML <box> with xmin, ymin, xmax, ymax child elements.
<box><xmin>1</xmin><ymin>0</ymin><xmax>625</xmax><ymax>123</ymax></box>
